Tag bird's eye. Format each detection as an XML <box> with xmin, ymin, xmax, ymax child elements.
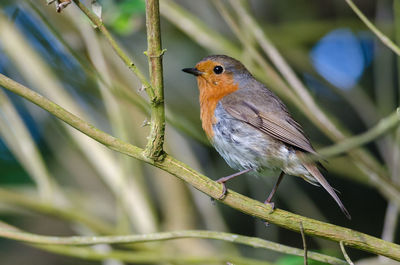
<box><xmin>213</xmin><ymin>65</ymin><xmax>223</xmax><ymax>74</ymax></box>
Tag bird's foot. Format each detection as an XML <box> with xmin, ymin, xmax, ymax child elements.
<box><xmin>263</xmin><ymin>201</ymin><xmax>275</xmax><ymax>227</ymax></box>
<box><xmin>216</xmin><ymin>179</ymin><xmax>228</xmax><ymax>199</ymax></box>
<box><xmin>213</xmin><ymin>169</ymin><xmax>253</xmax><ymax>200</ymax></box>
<box><xmin>264</xmin><ymin>201</ymin><xmax>275</xmax><ymax>210</ymax></box>
<box><xmin>264</xmin><ymin>200</ymin><xmax>276</xmax><ymax>217</ymax></box>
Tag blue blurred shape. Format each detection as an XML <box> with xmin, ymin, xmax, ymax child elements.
<box><xmin>310</xmin><ymin>29</ymin><xmax>372</xmax><ymax>90</ymax></box>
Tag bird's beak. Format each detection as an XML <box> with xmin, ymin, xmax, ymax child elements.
<box><xmin>182</xmin><ymin>67</ymin><xmax>203</xmax><ymax>76</ymax></box>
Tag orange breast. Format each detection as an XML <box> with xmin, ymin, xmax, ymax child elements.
<box><xmin>197</xmin><ymin>74</ymin><xmax>239</xmax><ymax>139</ymax></box>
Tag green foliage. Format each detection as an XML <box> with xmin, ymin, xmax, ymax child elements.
<box><xmin>109</xmin><ymin>0</ymin><xmax>145</xmax><ymax>34</ymax></box>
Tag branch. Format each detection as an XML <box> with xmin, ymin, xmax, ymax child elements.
<box><xmin>33</xmin><ymin>245</ymin><xmax>274</xmax><ymax>265</ymax></box>
<box><xmin>299</xmin><ymin>222</ymin><xmax>308</xmax><ymax>265</ymax></box>
<box><xmin>0</xmin><ymin>222</ymin><xmax>346</xmax><ymax>265</ymax></box>
<box><xmin>144</xmin><ymin>0</ymin><xmax>166</xmax><ymax>160</ymax></box>
<box><xmin>345</xmin><ymin>0</ymin><xmax>400</xmax><ymax>57</ymax></box>
<box><xmin>1</xmin><ymin>73</ymin><xmax>400</xmax><ymax>261</ymax></box>
<box><xmin>340</xmin><ymin>241</ymin><xmax>354</xmax><ymax>265</ymax></box>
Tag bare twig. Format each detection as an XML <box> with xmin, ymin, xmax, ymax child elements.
<box><xmin>340</xmin><ymin>241</ymin><xmax>354</xmax><ymax>265</ymax></box>
<box><xmin>300</xmin><ymin>222</ymin><xmax>308</xmax><ymax>265</ymax></box>
<box><xmin>0</xmin><ymin>222</ymin><xmax>346</xmax><ymax>265</ymax></box>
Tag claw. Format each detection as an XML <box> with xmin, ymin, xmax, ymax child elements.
<box><xmin>265</xmin><ymin>201</ymin><xmax>275</xmax><ymax>210</ymax></box>
<box><xmin>214</xmin><ymin>168</ymin><xmax>253</xmax><ymax>200</ymax></box>
<box><xmin>216</xmin><ymin>179</ymin><xmax>227</xmax><ymax>199</ymax></box>
<box><xmin>264</xmin><ymin>200</ymin><xmax>276</xmax><ymax>218</ymax></box>
<box><xmin>263</xmin><ymin>201</ymin><xmax>275</xmax><ymax>227</ymax></box>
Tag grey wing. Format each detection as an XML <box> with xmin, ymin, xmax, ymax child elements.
<box><xmin>221</xmin><ymin>94</ymin><xmax>316</xmax><ymax>154</ymax></box>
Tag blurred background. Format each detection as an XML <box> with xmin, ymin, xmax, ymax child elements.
<box><xmin>0</xmin><ymin>0</ymin><xmax>399</xmax><ymax>264</ymax></box>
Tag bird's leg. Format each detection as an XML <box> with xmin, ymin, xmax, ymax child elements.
<box><xmin>264</xmin><ymin>171</ymin><xmax>285</xmax><ymax>209</ymax></box>
<box><xmin>216</xmin><ymin>168</ymin><xmax>253</xmax><ymax>199</ymax></box>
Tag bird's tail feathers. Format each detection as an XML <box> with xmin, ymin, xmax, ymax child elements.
<box><xmin>303</xmin><ymin>163</ymin><xmax>351</xmax><ymax>220</ymax></box>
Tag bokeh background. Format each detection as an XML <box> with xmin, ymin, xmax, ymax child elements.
<box><xmin>0</xmin><ymin>0</ymin><xmax>399</xmax><ymax>264</ymax></box>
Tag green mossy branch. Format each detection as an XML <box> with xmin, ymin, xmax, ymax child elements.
<box><xmin>0</xmin><ymin>222</ymin><xmax>346</xmax><ymax>265</ymax></box>
<box><xmin>144</xmin><ymin>0</ymin><xmax>166</xmax><ymax>160</ymax></box>
<box><xmin>1</xmin><ymin>73</ymin><xmax>400</xmax><ymax>261</ymax></box>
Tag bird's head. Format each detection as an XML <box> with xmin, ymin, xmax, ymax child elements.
<box><xmin>182</xmin><ymin>55</ymin><xmax>250</xmax><ymax>100</ymax></box>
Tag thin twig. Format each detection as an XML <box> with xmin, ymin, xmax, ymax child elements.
<box><xmin>144</xmin><ymin>0</ymin><xmax>166</xmax><ymax>160</ymax></box>
<box><xmin>340</xmin><ymin>241</ymin><xmax>354</xmax><ymax>265</ymax></box>
<box><xmin>0</xmin><ymin>222</ymin><xmax>346</xmax><ymax>265</ymax></box>
<box><xmin>345</xmin><ymin>0</ymin><xmax>400</xmax><ymax>57</ymax></box>
<box><xmin>0</xmin><ymin>222</ymin><xmax>273</xmax><ymax>265</ymax></box>
<box><xmin>299</xmin><ymin>222</ymin><xmax>308</xmax><ymax>265</ymax></box>
<box><xmin>34</xmin><ymin>244</ymin><xmax>275</xmax><ymax>265</ymax></box>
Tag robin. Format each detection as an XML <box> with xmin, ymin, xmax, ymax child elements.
<box><xmin>182</xmin><ymin>55</ymin><xmax>351</xmax><ymax>219</ymax></box>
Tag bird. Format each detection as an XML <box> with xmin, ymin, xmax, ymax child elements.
<box><xmin>182</xmin><ymin>55</ymin><xmax>351</xmax><ymax>219</ymax></box>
